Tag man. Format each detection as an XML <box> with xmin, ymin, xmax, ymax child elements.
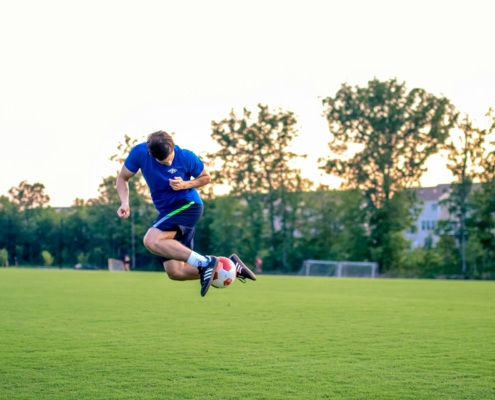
<box><xmin>116</xmin><ymin>131</ymin><xmax>256</xmax><ymax>297</ymax></box>
<box><xmin>255</xmin><ymin>256</ymin><xmax>263</xmax><ymax>274</ymax></box>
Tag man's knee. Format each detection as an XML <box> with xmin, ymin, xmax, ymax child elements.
<box><xmin>143</xmin><ymin>230</ymin><xmax>156</xmax><ymax>251</ymax></box>
<box><xmin>143</xmin><ymin>228</ymin><xmax>176</xmax><ymax>251</ymax></box>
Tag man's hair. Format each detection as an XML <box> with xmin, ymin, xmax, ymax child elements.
<box><xmin>147</xmin><ymin>131</ymin><xmax>175</xmax><ymax>160</ymax></box>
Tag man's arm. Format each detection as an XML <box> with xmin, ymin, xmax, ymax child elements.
<box><xmin>116</xmin><ymin>165</ymin><xmax>136</xmax><ymax>218</ymax></box>
<box><xmin>169</xmin><ymin>168</ymin><xmax>211</xmax><ymax>191</ymax></box>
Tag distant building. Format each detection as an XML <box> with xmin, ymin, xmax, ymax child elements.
<box><xmin>405</xmin><ymin>184</ymin><xmax>450</xmax><ymax>247</ymax></box>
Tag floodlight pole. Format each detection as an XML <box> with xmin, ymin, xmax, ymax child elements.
<box><xmin>59</xmin><ymin>216</ymin><xmax>64</xmax><ymax>268</ymax></box>
<box><xmin>131</xmin><ymin>210</ymin><xmax>136</xmax><ymax>269</ymax></box>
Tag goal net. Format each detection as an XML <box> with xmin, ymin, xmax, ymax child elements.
<box><xmin>299</xmin><ymin>260</ymin><xmax>378</xmax><ymax>278</ymax></box>
<box><xmin>108</xmin><ymin>258</ymin><xmax>125</xmax><ymax>272</ymax></box>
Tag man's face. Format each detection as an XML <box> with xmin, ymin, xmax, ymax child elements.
<box><xmin>156</xmin><ymin>150</ymin><xmax>175</xmax><ymax>166</ymax></box>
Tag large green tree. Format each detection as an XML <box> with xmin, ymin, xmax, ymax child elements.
<box><xmin>441</xmin><ymin>111</ymin><xmax>494</xmax><ymax>275</ymax></box>
<box><xmin>321</xmin><ymin>78</ymin><xmax>457</xmax><ymax>270</ymax></box>
<box><xmin>8</xmin><ymin>181</ymin><xmax>51</xmax><ymax>263</ymax></box>
<box><xmin>463</xmin><ymin>110</ymin><xmax>495</xmax><ymax>276</ymax></box>
<box><xmin>0</xmin><ymin>196</ymin><xmax>22</xmax><ymax>264</ymax></box>
<box><xmin>207</xmin><ymin>104</ymin><xmax>312</xmax><ymax>270</ymax></box>
<box><xmin>8</xmin><ymin>181</ymin><xmax>50</xmax><ymax>211</ymax></box>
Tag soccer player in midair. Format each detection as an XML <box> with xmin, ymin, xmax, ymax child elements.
<box><xmin>116</xmin><ymin>131</ymin><xmax>256</xmax><ymax>296</ymax></box>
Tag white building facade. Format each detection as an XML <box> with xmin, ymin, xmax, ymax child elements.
<box><xmin>404</xmin><ymin>184</ymin><xmax>451</xmax><ymax>248</ymax></box>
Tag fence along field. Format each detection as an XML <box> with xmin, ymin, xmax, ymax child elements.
<box><xmin>0</xmin><ymin>269</ymin><xmax>494</xmax><ymax>399</ymax></box>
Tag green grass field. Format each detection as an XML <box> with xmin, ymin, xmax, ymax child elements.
<box><xmin>0</xmin><ymin>269</ymin><xmax>494</xmax><ymax>399</ymax></box>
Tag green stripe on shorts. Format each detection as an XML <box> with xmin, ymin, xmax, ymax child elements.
<box><xmin>153</xmin><ymin>201</ymin><xmax>195</xmax><ymax>227</ymax></box>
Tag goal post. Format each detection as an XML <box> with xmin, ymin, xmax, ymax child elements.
<box><xmin>299</xmin><ymin>260</ymin><xmax>338</xmax><ymax>277</ymax></box>
<box><xmin>108</xmin><ymin>258</ymin><xmax>126</xmax><ymax>272</ymax></box>
<box><xmin>300</xmin><ymin>260</ymin><xmax>378</xmax><ymax>278</ymax></box>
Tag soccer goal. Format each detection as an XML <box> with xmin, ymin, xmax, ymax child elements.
<box><xmin>108</xmin><ymin>258</ymin><xmax>125</xmax><ymax>272</ymax></box>
<box><xmin>300</xmin><ymin>260</ymin><xmax>378</xmax><ymax>278</ymax></box>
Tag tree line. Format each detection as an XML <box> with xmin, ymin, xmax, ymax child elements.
<box><xmin>1</xmin><ymin>78</ymin><xmax>494</xmax><ymax>278</ymax></box>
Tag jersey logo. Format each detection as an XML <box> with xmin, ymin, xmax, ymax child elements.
<box><xmin>167</xmin><ymin>168</ymin><xmax>177</xmax><ymax>174</ymax></box>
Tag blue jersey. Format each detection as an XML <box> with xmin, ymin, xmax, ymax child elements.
<box><xmin>124</xmin><ymin>143</ymin><xmax>204</xmax><ymax>213</ymax></box>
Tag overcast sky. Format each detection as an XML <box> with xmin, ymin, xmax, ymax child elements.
<box><xmin>1</xmin><ymin>0</ymin><xmax>494</xmax><ymax>206</ymax></box>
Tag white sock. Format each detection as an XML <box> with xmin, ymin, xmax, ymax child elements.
<box><xmin>187</xmin><ymin>251</ymin><xmax>208</xmax><ymax>268</ymax></box>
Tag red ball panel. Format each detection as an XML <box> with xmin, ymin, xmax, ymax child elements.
<box><xmin>218</xmin><ymin>256</ymin><xmax>233</xmax><ymax>271</ymax></box>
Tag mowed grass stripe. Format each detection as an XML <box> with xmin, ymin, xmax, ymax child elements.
<box><xmin>0</xmin><ymin>269</ymin><xmax>494</xmax><ymax>399</ymax></box>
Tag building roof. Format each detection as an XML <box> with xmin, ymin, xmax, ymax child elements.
<box><xmin>414</xmin><ymin>184</ymin><xmax>450</xmax><ymax>201</ymax></box>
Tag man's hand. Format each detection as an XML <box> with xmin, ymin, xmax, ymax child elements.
<box><xmin>169</xmin><ymin>177</ymin><xmax>187</xmax><ymax>191</ymax></box>
<box><xmin>117</xmin><ymin>203</ymin><xmax>131</xmax><ymax>219</ymax></box>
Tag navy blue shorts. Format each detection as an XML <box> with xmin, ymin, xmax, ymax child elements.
<box><xmin>152</xmin><ymin>201</ymin><xmax>204</xmax><ymax>262</ymax></box>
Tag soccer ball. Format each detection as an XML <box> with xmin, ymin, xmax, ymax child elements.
<box><xmin>211</xmin><ymin>257</ymin><xmax>236</xmax><ymax>289</ymax></box>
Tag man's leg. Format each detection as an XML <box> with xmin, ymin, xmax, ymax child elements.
<box><xmin>143</xmin><ymin>228</ymin><xmax>194</xmax><ymax>261</ymax></box>
<box><xmin>163</xmin><ymin>259</ymin><xmax>200</xmax><ymax>281</ymax></box>
<box><xmin>143</xmin><ymin>227</ymin><xmax>217</xmax><ymax>296</ymax></box>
